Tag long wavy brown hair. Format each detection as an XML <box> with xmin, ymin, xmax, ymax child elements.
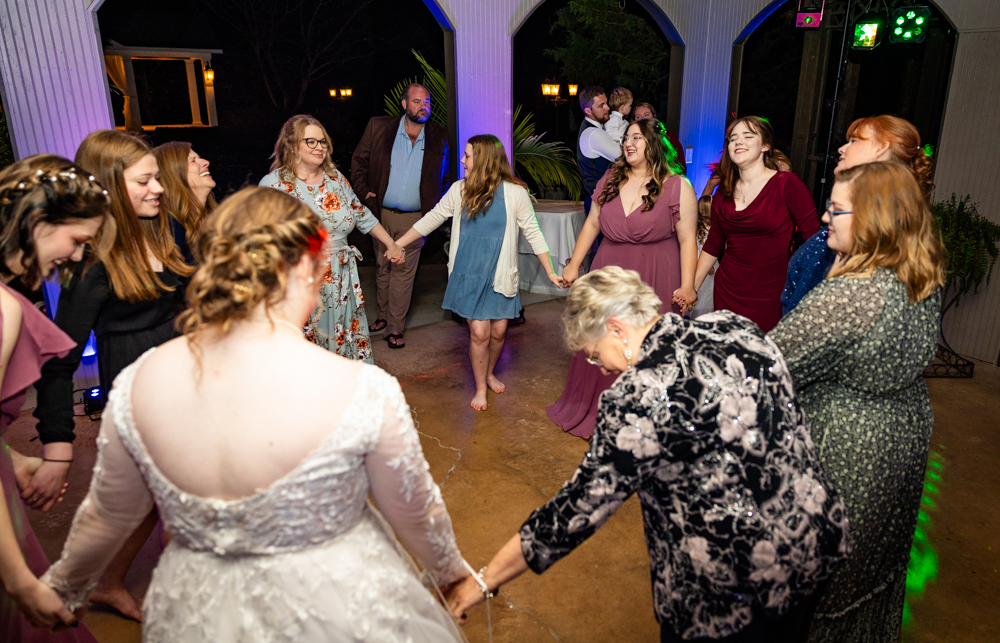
<box><xmin>828</xmin><ymin>162</ymin><xmax>945</xmax><ymax>303</ymax></box>
<box><xmin>153</xmin><ymin>141</ymin><xmax>217</xmax><ymax>246</ymax></box>
<box><xmin>0</xmin><ymin>154</ymin><xmax>115</xmax><ymax>288</ymax></box>
<box><xmin>75</xmin><ymin>130</ymin><xmax>193</xmax><ymax>302</ymax></box>
<box><xmin>269</xmin><ymin>115</ymin><xmax>337</xmax><ymax>181</ymax></box>
<box><xmin>718</xmin><ymin>116</ymin><xmax>784</xmax><ymax>200</ymax></box>
<box><xmin>461</xmin><ymin>135</ymin><xmax>526</xmax><ymax>220</ymax></box>
<box><xmin>845</xmin><ymin>115</ymin><xmax>934</xmax><ymax>200</ymax></box>
<box><xmin>597</xmin><ymin>119</ymin><xmax>684</xmax><ymax>212</ymax></box>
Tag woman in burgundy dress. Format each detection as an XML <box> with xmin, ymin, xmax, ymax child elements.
<box><xmin>0</xmin><ymin>154</ymin><xmax>111</xmax><ymax>640</ymax></box>
<box><xmin>693</xmin><ymin>116</ymin><xmax>820</xmax><ymax>332</ymax></box>
<box><xmin>547</xmin><ymin>119</ymin><xmax>698</xmax><ymax>439</ymax></box>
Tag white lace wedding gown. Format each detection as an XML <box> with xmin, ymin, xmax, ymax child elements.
<box><xmin>42</xmin><ymin>350</ymin><xmax>470</xmax><ymax>642</ymax></box>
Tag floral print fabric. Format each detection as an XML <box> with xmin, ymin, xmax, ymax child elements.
<box><xmin>770</xmin><ymin>268</ymin><xmax>940</xmax><ymax>642</ymax></box>
<box><xmin>520</xmin><ymin>312</ymin><xmax>850</xmax><ymax>639</ymax></box>
<box><xmin>260</xmin><ymin>169</ymin><xmax>376</xmax><ymax>363</ymax></box>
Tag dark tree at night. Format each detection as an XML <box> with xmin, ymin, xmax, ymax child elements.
<box><xmin>207</xmin><ymin>0</ymin><xmax>376</xmax><ymax>113</ymax></box>
<box><xmin>545</xmin><ymin>0</ymin><xmax>669</xmax><ymax>98</ymax></box>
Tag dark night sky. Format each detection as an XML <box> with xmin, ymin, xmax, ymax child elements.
<box><xmin>98</xmin><ymin>0</ymin><xmax>447</xmax><ymax>193</ymax></box>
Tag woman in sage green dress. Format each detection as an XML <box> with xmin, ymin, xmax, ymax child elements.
<box><xmin>769</xmin><ymin>161</ymin><xmax>946</xmax><ymax>642</ymax></box>
<box><xmin>260</xmin><ymin>115</ymin><xmax>403</xmax><ymax>363</ymax></box>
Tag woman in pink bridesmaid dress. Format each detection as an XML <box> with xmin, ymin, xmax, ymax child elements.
<box><xmin>0</xmin><ymin>154</ymin><xmax>111</xmax><ymax>641</ymax></box>
<box><xmin>547</xmin><ymin>119</ymin><xmax>698</xmax><ymax>439</ymax></box>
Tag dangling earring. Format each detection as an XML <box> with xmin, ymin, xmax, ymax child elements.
<box><xmin>623</xmin><ymin>337</ymin><xmax>633</xmax><ymax>362</ymax></box>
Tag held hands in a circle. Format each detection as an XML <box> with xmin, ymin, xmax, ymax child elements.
<box><xmin>548</xmin><ymin>272</ymin><xmax>568</xmax><ymax>289</ymax></box>
<box><xmin>384</xmin><ymin>242</ymin><xmax>406</xmax><ymax>265</ymax></box>
<box><xmin>20</xmin><ymin>461</ymin><xmax>71</xmax><ymax>513</ymax></box>
<box><xmin>561</xmin><ymin>264</ymin><xmax>580</xmax><ymax>287</ymax></box>
<box><xmin>672</xmin><ymin>286</ymin><xmax>698</xmax><ymax>316</ymax></box>
<box><xmin>442</xmin><ymin>575</ymin><xmax>487</xmax><ymax>623</ymax></box>
<box><xmin>10</xmin><ymin>576</ymin><xmax>78</xmax><ymax>631</ymax></box>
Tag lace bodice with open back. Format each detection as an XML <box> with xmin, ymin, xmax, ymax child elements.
<box><xmin>43</xmin><ymin>349</ymin><xmax>469</xmax><ymax>642</ymax></box>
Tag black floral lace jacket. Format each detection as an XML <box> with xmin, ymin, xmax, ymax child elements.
<box><xmin>521</xmin><ymin>312</ymin><xmax>850</xmax><ymax>639</ymax></box>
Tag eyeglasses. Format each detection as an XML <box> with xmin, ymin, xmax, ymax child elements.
<box><xmin>825</xmin><ymin>199</ymin><xmax>852</xmax><ymax>217</ymax></box>
<box><xmin>302</xmin><ymin>138</ymin><xmax>330</xmax><ymax>150</ymax></box>
<box><xmin>584</xmin><ymin>351</ymin><xmax>603</xmax><ymax>368</ymax></box>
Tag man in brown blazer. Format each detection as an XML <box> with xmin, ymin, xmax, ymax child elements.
<box><xmin>351</xmin><ymin>84</ymin><xmax>450</xmax><ymax>349</ymax></box>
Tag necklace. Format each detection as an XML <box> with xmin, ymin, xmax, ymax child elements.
<box><xmin>248</xmin><ymin>316</ymin><xmax>304</xmax><ymax>335</ymax></box>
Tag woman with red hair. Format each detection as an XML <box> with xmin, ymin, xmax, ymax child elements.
<box><xmin>781</xmin><ymin>115</ymin><xmax>934</xmax><ymax>314</ymax></box>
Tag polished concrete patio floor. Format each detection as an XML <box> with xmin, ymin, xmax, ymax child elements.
<box><xmin>6</xmin><ymin>297</ymin><xmax>999</xmax><ymax>642</ymax></box>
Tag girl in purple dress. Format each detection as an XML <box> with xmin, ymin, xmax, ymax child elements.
<box><xmin>0</xmin><ymin>154</ymin><xmax>112</xmax><ymax>640</ymax></box>
<box><xmin>547</xmin><ymin>119</ymin><xmax>698</xmax><ymax>439</ymax></box>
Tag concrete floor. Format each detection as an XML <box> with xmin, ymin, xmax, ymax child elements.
<box><xmin>5</xmin><ymin>296</ymin><xmax>999</xmax><ymax>642</ymax></box>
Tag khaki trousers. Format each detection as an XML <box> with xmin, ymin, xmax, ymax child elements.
<box><xmin>374</xmin><ymin>207</ymin><xmax>426</xmax><ymax>335</ymax></box>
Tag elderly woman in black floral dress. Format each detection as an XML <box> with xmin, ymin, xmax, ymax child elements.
<box><xmin>446</xmin><ymin>266</ymin><xmax>850</xmax><ymax>642</ymax></box>
<box><xmin>769</xmin><ymin>162</ymin><xmax>946</xmax><ymax>643</ymax></box>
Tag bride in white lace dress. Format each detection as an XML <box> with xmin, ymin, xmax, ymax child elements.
<box><xmin>42</xmin><ymin>187</ymin><xmax>471</xmax><ymax>642</ymax></box>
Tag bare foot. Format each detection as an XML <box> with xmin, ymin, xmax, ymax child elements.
<box><xmin>90</xmin><ymin>584</ymin><xmax>143</xmax><ymax>622</ymax></box>
<box><xmin>486</xmin><ymin>375</ymin><xmax>506</xmax><ymax>395</ymax></box>
<box><xmin>10</xmin><ymin>449</ymin><xmax>42</xmax><ymax>493</ymax></box>
<box><xmin>470</xmin><ymin>390</ymin><xmax>488</xmax><ymax>412</ymax></box>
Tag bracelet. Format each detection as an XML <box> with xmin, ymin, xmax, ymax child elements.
<box><xmin>476</xmin><ymin>566</ymin><xmax>495</xmax><ymax>599</ymax></box>
<box><xmin>43</xmin><ymin>458</ymin><xmax>73</xmax><ymax>463</ymax></box>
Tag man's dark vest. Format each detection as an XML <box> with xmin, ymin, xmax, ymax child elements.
<box><xmin>577</xmin><ymin>119</ymin><xmax>612</xmax><ymax>211</ymax></box>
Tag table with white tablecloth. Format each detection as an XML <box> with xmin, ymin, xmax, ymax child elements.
<box><xmin>518</xmin><ymin>199</ymin><xmax>590</xmax><ymax>296</ymax></box>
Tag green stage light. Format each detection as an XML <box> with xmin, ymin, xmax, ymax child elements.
<box><xmin>852</xmin><ymin>12</ymin><xmax>884</xmax><ymax>50</ymax></box>
<box><xmin>891</xmin><ymin>6</ymin><xmax>930</xmax><ymax>43</ymax></box>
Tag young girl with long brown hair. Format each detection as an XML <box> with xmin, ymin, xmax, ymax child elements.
<box><xmin>29</xmin><ymin>130</ymin><xmax>193</xmax><ymax>621</ymax></box>
<box><xmin>394</xmin><ymin>134</ymin><xmax>562</xmax><ymax>411</ymax></box>
<box><xmin>692</xmin><ymin>116</ymin><xmax>820</xmax><ymax>332</ymax></box>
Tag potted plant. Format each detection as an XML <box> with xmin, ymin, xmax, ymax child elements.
<box><xmin>925</xmin><ymin>194</ymin><xmax>1000</xmax><ymax>378</ymax></box>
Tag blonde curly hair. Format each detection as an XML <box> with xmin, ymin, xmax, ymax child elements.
<box><xmin>562</xmin><ymin>266</ymin><xmax>662</xmax><ymax>351</ymax></box>
<box><xmin>178</xmin><ymin>187</ymin><xmax>326</xmax><ymax>345</ymax></box>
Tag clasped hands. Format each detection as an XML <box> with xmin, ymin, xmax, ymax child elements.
<box><xmin>561</xmin><ymin>266</ymin><xmax>698</xmax><ymax>315</ymax></box>
<box><xmin>383</xmin><ymin>242</ymin><xmax>406</xmax><ymax>265</ymax></box>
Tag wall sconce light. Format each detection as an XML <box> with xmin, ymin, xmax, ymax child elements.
<box><xmin>568</xmin><ymin>84</ymin><xmax>578</xmax><ymax>96</ymax></box>
<box><xmin>204</xmin><ymin>61</ymin><xmax>214</xmax><ymax>83</ymax></box>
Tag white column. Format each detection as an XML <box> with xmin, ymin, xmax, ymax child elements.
<box><xmin>443</xmin><ymin>1</ymin><xmax>519</xmax><ymax>174</ymax></box>
<box><xmin>0</xmin><ymin>0</ymin><xmax>112</xmax><ymax>159</ymax></box>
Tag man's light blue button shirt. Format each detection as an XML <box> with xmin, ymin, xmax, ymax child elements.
<box><xmin>381</xmin><ymin>116</ymin><xmax>425</xmax><ymax>212</ymax></box>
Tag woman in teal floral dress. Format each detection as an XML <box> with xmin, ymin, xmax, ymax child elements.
<box><xmin>770</xmin><ymin>162</ymin><xmax>946</xmax><ymax>642</ymax></box>
<box><xmin>261</xmin><ymin>115</ymin><xmax>403</xmax><ymax>363</ymax></box>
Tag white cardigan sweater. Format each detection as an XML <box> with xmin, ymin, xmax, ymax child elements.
<box><xmin>412</xmin><ymin>180</ymin><xmax>550</xmax><ymax>297</ymax></box>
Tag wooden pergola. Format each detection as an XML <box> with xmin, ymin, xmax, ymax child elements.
<box><xmin>103</xmin><ymin>40</ymin><xmax>221</xmax><ymax>130</ymax></box>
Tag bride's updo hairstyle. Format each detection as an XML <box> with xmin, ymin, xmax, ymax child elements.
<box><xmin>561</xmin><ymin>266</ymin><xmax>662</xmax><ymax>351</ymax></box>
<box><xmin>178</xmin><ymin>187</ymin><xmax>326</xmax><ymax>339</ymax></box>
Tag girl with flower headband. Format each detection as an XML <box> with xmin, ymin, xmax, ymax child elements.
<box><xmin>0</xmin><ymin>153</ymin><xmax>111</xmax><ymax>640</ymax></box>
<box><xmin>260</xmin><ymin>114</ymin><xmax>404</xmax><ymax>363</ymax></box>
<box><xmin>30</xmin><ymin>129</ymin><xmax>194</xmax><ymax>622</ymax></box>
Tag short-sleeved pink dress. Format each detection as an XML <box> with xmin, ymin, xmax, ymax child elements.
<box><xmin>0</xmin><ymin>282</ymin><xmax>98</xmax><ymax>642</ymax></box>
<box><xmin>547</xmin><ymin>173</ymin><xmax>684</xmax><ymax>440</ymax></box>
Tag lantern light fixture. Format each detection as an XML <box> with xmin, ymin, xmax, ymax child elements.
<box><xmin>568</xmin><ymin>84</ymin><xmax>578</xmax><ymax>96</ymax></box>
<box><xmin>204</xmin><ymin>61</ymin><xmax>214</xmax><ymax>83</ymax></box>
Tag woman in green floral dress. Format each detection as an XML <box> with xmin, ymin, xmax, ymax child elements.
<box><xmin>261</xmin><ymin>115</ymin><xmax>403</xmax><ymax>363</ymax></box>
<box><xmin>770</xmin><ymin>162</ymin><xmax>946</xmax><ymax>642</ymax></box>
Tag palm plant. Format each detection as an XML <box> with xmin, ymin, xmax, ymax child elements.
<box><xmin>511</xmin><ymin>105</ymin><xmax>581</xmax><ymax>201</ymax></box>
<box><xmin>384</xmin><ymin>51</ymin><xmax>582</xmax><ymax>201</ymax></box>
<box><xmin>383</xmin><ymin>50</ymin><xmax>447</xmax><ymax>129</ymax></box>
